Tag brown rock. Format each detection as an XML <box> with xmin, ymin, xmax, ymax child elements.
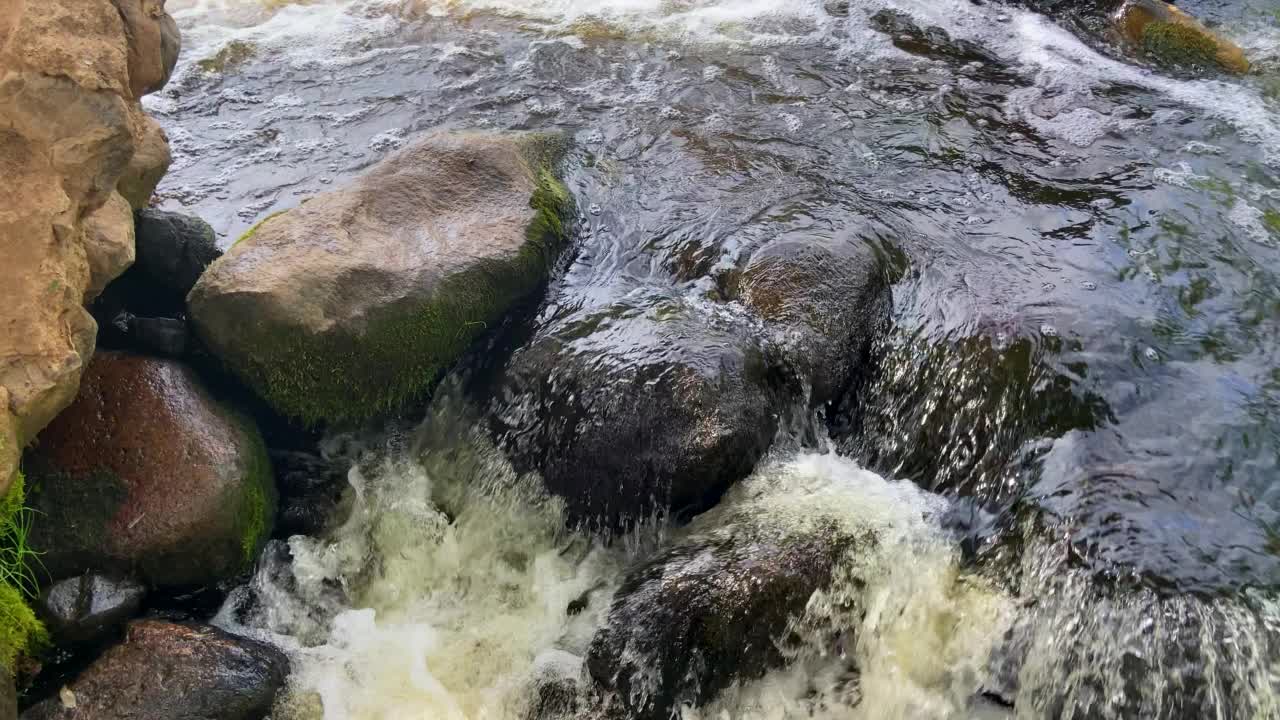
<box><xmin>81</xmin><ymin>192</ymin><xmax>136</xmax><ymax>301</ymax></box>
<box><xmin>117</xmin><ymin>106</ymin><xmax>172</xmax><ymax>211</ymax></box>
<box><xmin>25</xmin><ymin>352</ymin><xmax>275</xmax><ymax>587</ymax></box>
<box><xmin>21</xmin><ymin>620</ymin><xmax>289</xmax><ymax>720</ymax></box>
<box><xmin>0</xmin><ymin>0</ymin><xmax>177</xmax><ymax>496</ymax></box>
<box><xmin>110</xmin><ymin>0</ymin><xmax>182</xmax><ymax>99</ymax></box>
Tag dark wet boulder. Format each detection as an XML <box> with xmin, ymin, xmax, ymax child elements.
<box><xmin>21</xmin><ymin>620</ymin><xmax>288</xmax><ymax>720</ymax></box>
<box><xmin>24</xmin><ymin>352</ymin><xmax>275</xmax><ymax>587</ymax></box>
<box><xmin>737</xmin><ymin>237</ymin><xmax>889</xmax><ymax>408</ymax></box>
<box><xmin>133</xmin><ymin>209</ymin><xmax>222</xmax><ymax>300</ymax></box>
<box><xmin>188</xmin><ymin>131</ymin><xmax>573</xmax><ymax>425</ymax></box>
<box><xmin>37</xmin><ymin>575</ymin><xmax>145</xmax><ymax>646</ymax></box>
<box><xmin>586</xmin><ymin>521</ymin><xmax>853</xmax><ymax>719</ymax></box>
<box><xmin>490</xmin><ymin>295</ymin><xmax>779</xmax><ymax>528</ymax></box>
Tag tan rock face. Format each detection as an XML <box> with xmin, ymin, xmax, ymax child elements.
<box><xmin>24</xmin><ymin>352</ymin><xmax>275</xmax><ymax>587</ymax></box>
<box><xmin>0</xmin><ymin>0</ymin><xmax>178</xmax><ymax>496</ymax></box>
<box><xmin>117</xmin><ymin>107</ymin><xmax>172</xmax><ymax>210</ymax></box>
<box><xmin>82</xmin><ymin>192</ymin><xmax>137</xmax><ymax>301</ymax></box>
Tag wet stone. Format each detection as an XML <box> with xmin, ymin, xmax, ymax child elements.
<box><xmin>21</xmin><ymin>620</ymin><xmax>288</xmax><ymax>720</ymax></box>
<box><xmin>37</xmin><ymin>575</ymin><xmax>146</xmax><ymax>646</ymax></box>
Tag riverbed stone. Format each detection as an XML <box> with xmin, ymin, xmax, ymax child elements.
<box><xmin>21</xmin><ymin>620</ymin><xmax>288</xmax><ymax>720</ymax></box>
<box><xmin>36</xmin><ymin>575</ymin><xmax>145</xmax><ymax>646</ymax></box>
<box><xmin>188</xmin><ymin>131</ymin><xmax>573</xmax><ymax>425</ymax></box>
<box><xmin>24</xmin><ymin>352</ymin><xmax>275</xmax><ymax>587</ymax></box>
<box><xmin>490</xmin><ymin>295</ymin><xmax>778</xmax><ymax>529</ymax></box>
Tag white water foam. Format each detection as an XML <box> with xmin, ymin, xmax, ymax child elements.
<box><xmin>222</xmin><ymin>415</ymin><xmax>1011</xmax><ymax>720</ymax></box>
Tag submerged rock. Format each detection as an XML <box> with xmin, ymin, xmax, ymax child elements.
<box><xmin>1113</xmin><ymin>0</ymin><xmax>1250</xmax><ymax>73</ymax></box>
<box><xmin>36</xmin><ymin>575</ymin><xmax>145</xmax><ymax>646</ymax></box>
<box><xmin>490</xmin><ymin>295</ymin><xmax>778</xmax><ymax>528</ymax></box>
<box><xmin>24</xmin><ymin>352</ymin><xmax>275</xmax><ymax>587</ymax></box>
<box><xmin>587</xmin><ymin>523</ymin><xmax>852</xmax><ymax>719</ymax></box>
<box><xmin>188</xmin><ymin>131</ymin><xmax>573</xmax><ymax>425</ymax></box>
<box><xmin>737</xmin><ymin>237</ymin><xmax>889</xmax><ymax>408</ymax></box>
<box><xmin>21</xmin><ymin>620</ymin><xmax>288</xmax><ymax>720</ymax></box>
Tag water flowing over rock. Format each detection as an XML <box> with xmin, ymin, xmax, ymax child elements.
<box><xmin>490</xmin><ymin>296</ymin><xmax>779</xmax><ymax>529</ymax></box>
<box><xmin>23</xmin><ymin>352</ymin><xmax>274</xmax><ymax>587</ymax></box>
<box><xmin>188</xmin><ymin>132</ymin><xmax>573</xmax><ymax>426</ymax></box>
<box><xmin>0</xmin><ymin>0</ymin><xmax>177</xmax><ymax>497</ymax></box>
<box><xmin>586</xmin><ymin>523</ymin><xmax>852</xmax><ymax>719</ymax></box>
<box><xmin>21</xmin><ymin>620</ymin><xmax>288</xmax><ymax>720</ymax></box>
<box><xmin>491</xmin><ymin>234</ymin><xmax>889</xmax><ymax>528</ymax></box>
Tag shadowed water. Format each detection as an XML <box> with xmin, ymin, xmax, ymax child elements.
<box><xmin>153</xmin><ymin>0</ymin><xmax>1280</xmax><ymax>717</ymax></box>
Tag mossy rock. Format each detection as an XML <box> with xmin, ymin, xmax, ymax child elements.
<box><xmin>189</xmin><ymin>132</ymin><xmax>574</xmax><ymax>425</ymax></box>
<box><xmin>23</xmin><ymin>352</ymin><xmax>275</xmax><ymax>587</ymax></box>
<box><xmin>1115</xmin><ymin>1</ymin><xmax>1250</xmax><ymax>73</ymax></box>
<box><xmin>1141</xmin><ymin>21</ymin><xmax>1221</xmax><ymax>67</ymax></box>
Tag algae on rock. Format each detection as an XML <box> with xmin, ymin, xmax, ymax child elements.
<box><xmin>188</xmin><ymin>132</ymin><xmax>575</xmax><ymax>426</ymax></box>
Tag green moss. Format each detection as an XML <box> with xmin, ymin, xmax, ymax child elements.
<box><xmin>230</xmin><ymin>149</ymin><xmax>574</xmax><ymax>425</ymax></box>
<box><xmin>230</xmin><ymin>413</ymin><xmax>275</xmax><ymax>565</ymax></box>
<box><xmin>233</xmin><ymin>211</ymin><xmax>286</xmax><ymax>248</ymax></box>
<box><xmin>196</xmin><ymin>40</ymin><xmax>258</xmax><ymax>74</ymax></box>
<box><xmin>1141</xmin><ymin>21</ymin><xmax>1220</xmax><ymax>68</ymax></box>
<box><xmin>0</xmin><ymin>474</ymin><xmax>48</xmax><ymax>671</ymax></box>
<box><xmin>1264</xmin><ymin>208</ymin><xmax>1280</xmax><ymax>236</ymax></box>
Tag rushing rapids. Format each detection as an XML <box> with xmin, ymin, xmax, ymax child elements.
<box><xmin>146</xmin><ymin>0</ymin><xmax>1280</xmax><ymax>718</ymax></box>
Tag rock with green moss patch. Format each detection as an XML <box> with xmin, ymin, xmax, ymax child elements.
<box><xmin>24</xmin><ymin>352</ymin><xmax>275</xmax><ymax>587</ymax></box>
<box><xmin>188</xmin><ymin>131</ymin><xmax>573</xmax><ymax>425</ymax></box>
<box><xmin>1114</xmin><ymin>0</ymin><xmax>1250</xmax><ymax>73</ymax></box>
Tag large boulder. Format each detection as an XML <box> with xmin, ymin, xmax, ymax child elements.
<box><xmin>24</xmin><ymin>352</ymin><xmax>275</xmax><ymax>587</ymax></box>
<box><xmin>489</xmin><ymin>294</ymin><xmax>779</xmax><ymax>529</ymax></box>
<box><xmin>0</xmin><ymin>0</ymin><xmax>177</xmax><ymax>496</ymax></box>
<box><xmin>22</xmin><ymin>620</ymin><xmax>288</xmax><ymax>720</ymax></box>
<box><xmin>188</xmin><ymin>132</ymin><xmax>573</xmax><ymax>425</ymax></box>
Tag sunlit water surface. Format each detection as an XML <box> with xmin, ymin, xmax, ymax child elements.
<box><xmin>151</xmin><ymin>0</ymin><xmax>1280</xmax><ymax>717</ymax></box>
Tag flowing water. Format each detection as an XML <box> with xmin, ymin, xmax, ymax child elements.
<box><xmin>151</xmin><ymin>0</ymin><xmax>1280</xmax><ymax>717</ymax></box>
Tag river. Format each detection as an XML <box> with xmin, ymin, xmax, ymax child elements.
<box><xmin>151</xmin><ymin>1</ymin><xmax>1279</xmax><ymax>718</ymax></box>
